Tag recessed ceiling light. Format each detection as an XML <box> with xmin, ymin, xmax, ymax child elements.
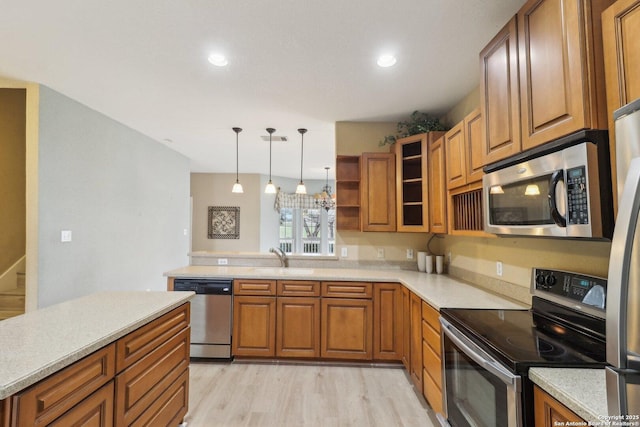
<box><xmin>208</xmin><ymin>53</ymin><xmax>228</xmax><ymax>67</ymax></box>
<box><xmin>377</xmin><ymin>54</ymin><xmax>397</xmax><ymax>68</ymax></box>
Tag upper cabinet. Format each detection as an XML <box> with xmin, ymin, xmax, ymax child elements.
<box><xmin>602</xmin><ymin>0</ymin><xmax>640</xmax><ymax>210</ymax></box>
<box><xmin>517</xmin><ymin>0</ymin><xmax>611</xmax><ymax>150</ymax></box>
<box><xmin>361</xmin><ymin>152</ymin><xmax>396</xmax><ymax>232</ymax></box>
<box><xmin>480</xmin><ymin>16</ymin><xmax>521</xmax><ymax>165</ymax></box>
<box><xmin>395</xmin><ymin>132</ymin><xmax>445</xmax><ymax>232</ymax></box>
<box><xmin>428</xmin><ymin>135</ymin><xmax>448</xmax><ymax>234</ymax></box>
<box><xmin>336</xmin><ymin>156</ymin><xmax>361</xmax><ymax>231</ymax></box>
<box><xmin>445</xmin><ymin>108</ymin><xmax>484</xmax><ymax>190</ymax></box>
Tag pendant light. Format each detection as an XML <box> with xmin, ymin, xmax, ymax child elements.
<box><xmin>295</xmin><ymin>128</ymin><xmax>307</xmax><ymax>194</ymax></box>
<box><xmin>231</xmin><ymin>127</ymin><xmax>243</xmax><ymax>193</ymax></box>
<box><xmin>264</xmin><ymin>127</ymin><xmax>277</xmax><ymax>194</ymax></box>
<box><xmin>315</xmin><ymin>166</ymin><xmax>336</xmax><ymax>211</ymax></box>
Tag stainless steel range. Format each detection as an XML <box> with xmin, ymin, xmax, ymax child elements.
<box><xmin>438</xmin><ymin>268</ymin><xmax>607</xmax><ymax>427</ymax></box>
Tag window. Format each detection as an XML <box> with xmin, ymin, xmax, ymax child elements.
<box><xmin>279</xmin><ymin>207</ymin><xmax>335</xmax><ymax>255</ymax></box>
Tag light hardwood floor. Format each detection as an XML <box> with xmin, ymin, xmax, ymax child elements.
<box><xmin>185</xmin><ymin>362</ymin><xmax>438</xmax><ymax>427</ymax></box>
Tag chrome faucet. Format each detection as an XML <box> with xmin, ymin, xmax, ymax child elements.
<box><xmin>269</xmin><ymin>247</ymin><xmax>288</xmax><ymax>267</ymax></box>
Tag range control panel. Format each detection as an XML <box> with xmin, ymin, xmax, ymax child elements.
<box><xmin>533</xmin><ymin>268</ymin><xmax>606</xmax><ymax>310</ymax></box>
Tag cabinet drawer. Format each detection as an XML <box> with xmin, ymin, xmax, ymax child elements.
<box><xmin>12</xmin><ymin>344</ymin><xmax>115</xmax><ymax>426</ymax></box>
<box><xmin>422</xmin><ymin>339</ymin><xmax>442</xmax><ymax>389</ymax></box>
<box><xmin>422</xmin><ymin>319</ymin><xmax>441</xmax><ymax>357</ymax></box>
<box><xmin>422</xmin><ymin>368</ymin><xmax>443</xmax><ymax>414</ymax></box>
<box><xmin>116</xmin><ymin>303</ymin><xmax>189</xmax><ymax>372</ymax></box>
<box><xmin>115</xmin><ymin>327</ymin><xmax>190</xmax><ymax>426</ymax></box>
<box><xmin>422</xmin><ymin>301</ymin><xmax>440</xmax><ymax>332</ymax></box>
<box><xmin>321</xmin><ymin>282</ymin><xmax>372</xmax><ymax>299</ymax></box>
<box><xmin>127</xmin><ymin>368</ymin><xmax>189</xmax><ymax>427</ymax></box>
<box><xmin>234</xmin><ymin>279</ymin><xmax>277</xmax><ymax>296</ymax></box>
<box><xmin>277</xmin><ymin>280</ymin><xmax>320</xmax><ymax>297</ymax></box>
<box><xmin>49</xmin><ymin>381</ymin><xmax>114</xmax><ymax>427</ymax></box>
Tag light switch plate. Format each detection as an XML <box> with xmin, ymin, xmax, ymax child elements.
<box><xmin>218</xmin><ymin>258</ymin><xmax>228</xmax><ymax>265</ymax></box>
<box><xmin>61</xmin><ymin>230</ymin><xmax>72</xmax><ymax>242</ymax></box>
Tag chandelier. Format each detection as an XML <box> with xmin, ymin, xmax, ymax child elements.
<box><xmin>315</xmin><ymin>166</ymin><xmax>336</xmax><ymax>211</ymax></box>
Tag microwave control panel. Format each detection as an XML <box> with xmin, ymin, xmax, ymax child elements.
<box><xmin>533</xmin><ymin>268</ymin><xmax>606</xmax><ymax>310</ymax></box>
<box><xmin>566</xmin><ymin>166</ymin><xmax>589</xmax><ymax>225</ymax></box>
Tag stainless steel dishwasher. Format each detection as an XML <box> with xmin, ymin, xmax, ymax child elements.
<box><xmin>173</xmin><ymin>278</ymin><xmax>233</xmax><ymax>359</ymax></box>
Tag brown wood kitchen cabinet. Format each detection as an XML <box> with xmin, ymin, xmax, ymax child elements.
<box><xmin>373</xmin><ymin>283</ymin><xmax>403</xmax><ymax>361</ymax></box>
<box><xmin>401</xmin><ymin>286</ymin><xmax>411</xmax><ymax>371</ymax></box>
<box><xmin>517</xmin><ymin>0</ymin><xmax>611</xmax><ymax>151</ymax></box>
<box><xmin>0</xmin><ymin>399</ymin><xmax>8</xmax><ymax>427</ymax></box>
<box><xmin>534</xmin><ymin>385</ymin><xmax>586</xmax><ymax>427</ymax></box>
<box><xmin>479</xmin><ymin>15</ymin><xmax>521</xmax><ymax>165</ymax></box>
<box><xmin>336</xmin><ymin>155</ymin><xmax>361</xmax><ymax>231</ymax></box>
<box><xmin>361</xmin><ymin>152</ymin><xmax>396</xmax><ymax>232</ymax></box>
<box><xmin>8</xmin><ymin>303</ymin><xmax>190</xmax><ymax>427</ymax></box>
<box><xmin>321</xmin><ymin>282</ymin><xmax>373</xmax><ymax>360</ymax></box>
<box><xmin>428</xmin><ymin>135</ymin><xmax>448</xmax><ymax>234</ymax></box>
<box><xmin>232</xmin><ymin>279</ymin><xmax>277</xmax><ymax>357</ymax></box>
<box><xmin>276</xmin><ymin>280</ymin><xmax>321</xmax><ymax>358</ymax></box>
<box><xmin>395</xmin><ymin>132</ymin><xmax>445</xmax><ymax>232</ymax></box>
<box><xmin>409</xmin><ymin>291</ymin><xmax>423</xmax><ymax>390</ymax></box>
<box><xmin>445</xmin><ymin>108</ymin><xmax>484</xmax><ymax>190</ymax></box>
<box><xmin>602</xmin><ymin>0</ymin><xmax>640</xmax><ymax>210</ymax></box>
<box><xmin>422</xmin><ymin>301</ymin><xmax>443</xmax><ymax>414</ymax></box>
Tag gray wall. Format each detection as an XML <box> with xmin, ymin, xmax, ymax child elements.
<box><xmin>37</xmin><ymin>86</ymin><xmax>190</xmax><ymax>307</ymax></box>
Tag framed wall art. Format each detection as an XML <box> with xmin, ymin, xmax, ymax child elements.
<box><xmin>208</xmin><ymin>206</ymin><xmax>240</xmax><ymax>239</ymax></box>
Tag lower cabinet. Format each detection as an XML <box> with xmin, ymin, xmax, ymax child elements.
<box><xmin>276</xmin><ymin>297</ymin><xmax>321</xmax><ymax>358</ymax></box>
<box><xmin>421</xmin><ymin>301</ymin><xmax>443</xmax><ymax>414</ymax></box>
<box><xmin>401</xmin><ymin>286</ymin><xmax>411</xmax><ymax>370</ymax></box>
<box><xmin>373</xmin><ymin>283</ymin><xmax>403</xmax><ymax>361</ymax></box>
<box><xmin>321</xmin><ymin>297</ymin><xmax>373</xmax><ymax>360</ymax></box>
<box><xmin>409</xmin><ymin>291</ymin><xmax>423</xmax><ymax>390</ymax></box>
<box><xmin>534</xmin><ymin>385</ymin><xmax>586</xmax><ymax>427</ymax></box>
<box><xmin>232</xmin><ymin>296</ymin><xmax>277</xmax><ymax>357</ymax></box>
<box><xmin>7</xmin><ymin>303</ymin><xmax>191</xmax><ymax>427</ymax></box>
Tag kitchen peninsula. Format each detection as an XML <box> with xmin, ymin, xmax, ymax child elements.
<box><xmin>0</xmin><ymin>291</ymin><xmax>194</xmax><ymax>426</ymax></box>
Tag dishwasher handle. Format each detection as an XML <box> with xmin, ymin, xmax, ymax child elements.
<box><xmin>173</xmin><ymin>279</ymin><xmax>233</xmax><ymax>295</ymax></box>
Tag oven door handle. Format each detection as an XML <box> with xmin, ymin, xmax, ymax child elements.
<box><xmin>440</xmin><ymin>318</ymin><xmax>521</xmax><ymax>391</ymax></box>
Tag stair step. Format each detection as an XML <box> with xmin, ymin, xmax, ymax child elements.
<box><xmin>16</xmin><ymin>272</ymin><xmax>25</xmax><ymax>289</ymax></box>
<box><xmin>0</xmin><ymin>289</ymin><xmax>25</xmax><ymax>311</ymax></box>
<box><xmin>0</xmin><ymin>310</ymin><xmax>24</xmax><ymax>321</ymax></box>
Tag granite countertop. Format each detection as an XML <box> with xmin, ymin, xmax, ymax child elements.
<box><xmin>0</xmin><ymin>291</ymin><xmax>194</xmax><ymax>400</ymax></box>
<box><xmin>165</xmin><ymin>265</ymin><xmax>528</xmax><ymax>310</ymax></box>
<box><xmin>529</xmin><ymin>367</ymin><xmax>608</xmax><ymax>423</ymax></box>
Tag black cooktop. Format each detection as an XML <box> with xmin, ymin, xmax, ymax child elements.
<box><xmin>440</xmin><ymin>303</ymin><xmax>607</xmax><ymax>375</ymax></box>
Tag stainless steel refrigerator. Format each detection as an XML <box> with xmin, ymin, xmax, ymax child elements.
<box><xmin>607</xmin><ymin>97</ymin><xmax>640</xmax><ymax>415</ymax></box>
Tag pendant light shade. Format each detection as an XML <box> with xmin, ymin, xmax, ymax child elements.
<box><xmin>265</xmin><ymin>127</ymin><xmax>277</xmax><ymax>194</ymax></box>
<box><xmin>232</xmin><ymin>127</ymin><xmax>243</xmax><ymax>193</ymax></box>
<box><xmin>296</xmin><ymin>128</ymin><xmax>307</xmax><ymax>194</ymax></box>
<box><xmin>315</xmin><ymin>166</ymin><xmax>336</xmax><ymax>211</ymax></box>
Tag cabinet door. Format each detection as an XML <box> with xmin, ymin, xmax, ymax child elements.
<box><xmin>276</xmin><ymin>297</ymin><xmax>320</xmax><ymax>358</ymax></box>
<box><xmin>232</xmin><ymin>296</ymin><xmax>276</xmax><ymax>357</ymax></box>
<box><xmin>445</xmin><ymin>122</ymin><xmax>467</xmax><ymax>190</ymax></box>
<box><xmin>401</xmin><ymin>286</ymin><xmax>411</xmax><ymax>371</ymax></box>
<box><xmin>409</xmin><ymin>292</ymin><xmax>423</xmax><ymax>390</ymax></box>
<box><xmin>464</xmin><ymin>108</ymin><xmax>485</xmax><ymax>184</ymax></box>
<box><xmin>480</xmin><ymin>15</ymin><xmax>521</xmax><ymax>165</ymax></box>
<box><xmin>602</xmin><ymin>0</ymin><xmax>640</xmax><ymax>211</ymax></box>
<box><xmin>534</xmin><ymin>385</ymin><xmax>585</xmax><ymax>426</ymax></box>
<box><xmin>428</xmin><ymin>136</ymin><xmax>448</xmax><ymax>234</ymax></box>
<box><xmin>373</xmin><ymin>283</ymin><xmax>403</xmax><ymax>361</ymax></box>
<box><xmin>321</xmin><ymin>298</ymin><xmax>373</xmax><ymax>360</ymax></box>
<box><xmin>518</xmin><ymin>0</ymin><xmax>609</xmax><ymax>150</ymax></box>
<box><xmin>361</xmin><ymin>152</ymin><xmax>396</xmax><ymax>231</ymax></box>
<box><xmin>1</xmin><ymin>399</ymin><xmax>8</xmax><ymax>427</ymax></box>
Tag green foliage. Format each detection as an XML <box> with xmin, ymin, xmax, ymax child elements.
<box><xmin>379</xmin><ymin>111</ymin><xmax>446</xmax><ymax>146</ymax></box>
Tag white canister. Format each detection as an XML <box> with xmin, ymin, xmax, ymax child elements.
<box><xmin>417</xmin><ymin>251</ymin><xmax>427</xmax><ymax>272</ymax></box>
<box><xmin>436</xmin><ymin>255</ymin><xmax>444</xmax><ymax>274</ymax></box>
<box><xmin>425</xmin><ymin>255</ymin><xmax>434</xmax><ymax>274</ymax></box>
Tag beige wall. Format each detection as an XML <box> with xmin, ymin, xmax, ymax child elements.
<box><xmin>191</xmin><ymin>173</ymin><xmax>262</xmax><ymax>252</ymax></box>
<box><xmin>0</xmin><ymin>88</ymin><xmax>26</xmax><ymax>275</ymax></box>
<box><xmin>439</xmin><ymin>86</ymin><xmax>480</xmax><ymax>128</ymax></box>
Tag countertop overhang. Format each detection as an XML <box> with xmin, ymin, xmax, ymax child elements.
<box><xmin>0</xmin><ymin>290</ymin><xmax>194</xmax><ymax>400</ymax></box>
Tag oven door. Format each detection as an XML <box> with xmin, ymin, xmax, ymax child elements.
<box><xmin>440</xmin><ymin>318</ymin><xmax>522</xmax><ymax>427</ymax></box>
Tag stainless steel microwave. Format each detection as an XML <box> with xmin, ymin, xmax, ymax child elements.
<box><xmin>483</xmin><ymin>131</ymin><xmax>614</xmax><ymax>239</ymax></box>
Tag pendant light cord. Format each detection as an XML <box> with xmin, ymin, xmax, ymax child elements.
<box><xmin>299</xmin><ymin>132</ymin><xmax>304</xmax><ymax>183</ymax></box>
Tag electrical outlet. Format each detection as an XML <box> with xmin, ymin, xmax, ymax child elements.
<box><xmin>496</xmin><ymin>261</ymin><xmax>503</xmax><ymax>277</ymax></box>
<box><xmin>406</xmin><ymin>249</ymin><xmax>414</xmax><ymax>259</ymax></box>
<box><xmin>218</xmin><ymin>258</ymin><xmax>228</xmax><ymax>265</ymax></box>
<box><xmin>377</xmin><ymin>248</ymin><xmax>385</xmax><ymax>259</ymax></box>
<box><xmin>448</xmin><ymin>251</ymin><xmax>452</xmax><ymax>264</ymax></box>
<box><xmin>341</xmin><ymin>247</ymin><xmax>348</xmax><ymax>257</ymax></box>
<box><xmin>61</xmin><ymin>230</ymin><xmax>72</xmax><ymax>242</ymax></box>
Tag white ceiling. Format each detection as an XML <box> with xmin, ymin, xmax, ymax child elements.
<box><xmin>0</xmin><ymin>0</ymin><xmax>525</xmax><ymax>179</ymax></box>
